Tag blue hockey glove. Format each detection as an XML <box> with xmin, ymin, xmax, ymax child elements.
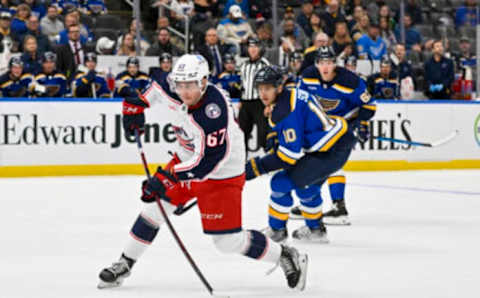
<box><xmin>354</xmin><ymin>120</ymin><xmax>370</xmax><ymax>142</ymax></box>
<box><xmin>85</xmin><ymin>70</ymin><xmax>96</xmax><ymax>83</ymax></box>
<box><xmin>245</xmin><ymin>157</ymin><xmax>267</xmax><ymax>180</ymax></box>
<box><xmin>265</xmin><ymin>131</ymin><xmax>279</xmax><ymax>154</ymax></box>
<box><xmin>141</xmin><ymin>167</ymin><xmax>178</xmax><ymax>203</ymax></box>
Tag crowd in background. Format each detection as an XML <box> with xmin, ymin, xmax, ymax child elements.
<box><xmin>0</xmin><ymin>0</ymin><xmax>478</xmax><ymax>100</ymax></box>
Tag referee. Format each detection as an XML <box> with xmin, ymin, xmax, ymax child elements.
<box><xmin>239</xmin><ymin>37</ymin><xmax>270</xmax><ymax>153</ymax></box>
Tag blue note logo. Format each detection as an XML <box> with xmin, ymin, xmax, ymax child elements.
<box><xmin>475</xmin><ymin>114</ymin><xmax>480</xmax><ymax>147</ymax></box>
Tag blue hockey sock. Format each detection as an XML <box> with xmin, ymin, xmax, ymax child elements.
<box><xmin>130</xmin><ymin>215</ymin><xmax>159</xmax><ymax>244</ymax></box>
<box><xmin>328</xmin><ymin>175</ymin><xmax>346</xmax><ymax>202</ymax></box>
<box><xmin>296</xmin><ymin>185</ymin><xmax>323</xmax><ymax>229</ymax></box>
<box><xmin>269</xmin><ymin>171</ymin><xmax>295</xmax><ymax>230</ymax></box>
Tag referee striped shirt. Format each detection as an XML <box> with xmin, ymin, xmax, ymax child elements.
<box><xmin>239</xmin><ymin>57</ymin><xmax>270</xmax><ymax>101</ymax></box>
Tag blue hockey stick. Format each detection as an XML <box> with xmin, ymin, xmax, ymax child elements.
<box><xmin>373</xmin><ymin>130</ymin><xmax>458</xmax><ymax>147</ymax></box>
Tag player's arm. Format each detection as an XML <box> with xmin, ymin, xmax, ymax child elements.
<box><xmin>351</xmin><ymin>78</ymin><xmax>376</xmax><ymax>141</ymax></box>
<box><xmin>246</xmin><ymin>114</ymin><xmax>304</xmax><ymax>180</ymax></box>
<box><xmin>72</xmin><ymin>72</ymin><xmax>94</xmax><ymax>97</ymax></box>
<box><xmin>172</xmin><ymin>101</ymin><xmax>229</xmax><ymax>181</ymax></box>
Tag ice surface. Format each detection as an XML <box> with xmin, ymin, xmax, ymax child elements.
<box><xmin>1</xmin><ymin>170</ymin><xmax>479</xmax><ymax>298</ymax></box>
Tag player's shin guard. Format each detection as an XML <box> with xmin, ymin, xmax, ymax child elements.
<box><xmin>296</xmin><ymin>185</ymin><xmax>323</xmax><ymax>229</ymax></box>
<box><xmin>327</xmin><ymin>175</ymin><xmax>346</xmax><ymax>202</ymax></box>
<box><xmin>268</xmin><ymin>171</ymin><xmax>295</xmax><ymax>230</ymax></box>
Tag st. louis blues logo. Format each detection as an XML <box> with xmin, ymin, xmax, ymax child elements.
<box><xmin>173</xmin><ymin>125</ymin><xmax>195</xmax><ymax>151</ymax></box>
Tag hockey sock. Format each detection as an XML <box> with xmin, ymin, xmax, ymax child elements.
<box><xmin>268</xmin><ymin>191</ymin><xmax>293</xmax><ymax>230</ymax></box>
<box><xmin>243</xmin><ymin>230</ymin><xmax>282</xmax><ymax>263</ymax></box>
<box><xmin>123</xmin><ymin>215</ymin><xmax>159</xmax><ymax>261</ymax></box>
<box><xmin>296</xmin><ymin>185</ymin><xmax>323</xmax><ymax>229</ymax></box>
<box><xmin>328</xmin><ymin>175</ymin><xmax>346</xmax><ymax>202</ymax></box>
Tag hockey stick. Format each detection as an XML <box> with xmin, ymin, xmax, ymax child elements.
<box><xmin>373</xmin><ymin>130</ymin><xmax>459</xmax><ymax>148</ymax></box>
<box><xmin>133</xmin><ymin>130</ymin><xmax>228</xmax><ymax>298</ymax></box>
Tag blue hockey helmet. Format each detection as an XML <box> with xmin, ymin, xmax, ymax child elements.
<box><xmin>41</xmin><ymin>51</ymin><xmax>57</xmax><ymax>63</ymax></box>
<box><xmin>315</xmin><ymin>46</ymin><xmax>336</xmax><ymax>63</ymax></box>
<box><xmin>127</xmin><ymin>56</ymin><xmax>140</xmax><ymax>67</ymax></box>
<box><xmin>8</xmin><ymin>56</ymin><xmax>23</xmax><ymax>69</ymax></box>
<box><xmin>255</xmin><ymin>65</ymin><xmax>284</xmax><ymax>87</ymax></box>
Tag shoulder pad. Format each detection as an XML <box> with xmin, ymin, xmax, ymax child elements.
<box><xmin>332</xmin><ymin>67</ymin><xmax>360</xmax><ymax>92</ymax></box>
<box><xmin>304</xmin><ymin>46</ymin><xmax>317</xmax><ymax>55</ymax></box>
<box><xmin>301</xmin><ymin>65</ymin><xmax>319</xmax><ymax>80</ymax></box>
<box><xmin>271</xmin><ymin>89</ymin><xmax>294</xmax><ymax>125</ymax></box>
<box><xmin>35</xmin><ymin>74</ymin><xmax>46</xmax><ymax>80</ymax></box>
<box><xmin>54</xmin><ymin>73</ymin><xmax>67</xmax><ymax>80</ymax></box>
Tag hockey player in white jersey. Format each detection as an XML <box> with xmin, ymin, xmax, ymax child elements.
<box><xmin>98</xmin><ymin>54</ymin><xmax>308</xmax><ymax>291</ymax></box>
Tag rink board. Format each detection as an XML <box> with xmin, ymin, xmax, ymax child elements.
<box><xmin>1</xmin><ymin>98</ymin><xmax>480</xmax><ymax>177</ymax></box>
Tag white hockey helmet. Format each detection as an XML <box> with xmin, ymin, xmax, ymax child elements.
<box><xmin>168</xmin><ymin>54</ymin><xmax>210</xmax><ymax>92</ymax></box>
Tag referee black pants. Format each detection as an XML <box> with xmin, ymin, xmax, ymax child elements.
<box><xmin>238</xmin><ymin>99</ymin><xmax>269</xmax><ymax>152</ymax></box>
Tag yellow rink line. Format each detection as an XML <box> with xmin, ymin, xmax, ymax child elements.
<box><xmin>1</xmin><ymin>160</ymin><xmax>480</xmax><ymax>178</ymax></box>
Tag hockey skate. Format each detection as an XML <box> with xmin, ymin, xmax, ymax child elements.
<box><xmin>261</xmin><ymin>227</ymin><xmax>288</xmax><ymax>243</ymax></box>
<box><xmin>279</xmin><ymin>245</ymin><xmax>308</xmax><ymax>291</ymax></box>
<box><xmin>292</xmin><ymin>221</ymin><xmax>329</xmax><ymax>243</ymax></box>
<box><xmin>289</xmin><ymin>206</ymin><xmax>303</xmax><ymax>220</ymax></box>
<box><xmin>323</xmin><ymin>199</ymin><xmax>351</xmax><ymax>225</ymax></box>
<box><xmin>98</xmin><ymin>256</ymin><xmax>132</xmax><ymax>289</ymax></box>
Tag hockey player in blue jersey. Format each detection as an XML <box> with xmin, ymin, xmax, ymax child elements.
<box><xmin>34</xmin><ymin>52</ymin><xmax>68</xmax><ymax>97</ymax></box>
<box><xmin>245</xmin><ymin>65</ymin><xmax>357</xmax><ymax>242</ymax></box>
<box><xmin>114</xmin><ymin>56</ymin><xmax>150</xmax><ymax>98</ymax></box>
<box><xmin>72</xmin><ymin>52</ymin><xmax>111</xmax><ymax>98</ymax></box>
<box><xmin>0</xmin><ymin>57</ymin><xmax>35</xmax><ymax>97</ymax></box>
<box><xmin>289</xmin><ymin>46</ymin><xmax>376</xmax><ymax>225</ymax></box>
<box><xmin>213</xmin><ymin>53</ymin><xmax>242</xmax><ymax>99</ymax></box>
<box><xmin>367</xmin><ymin>57</ymin><xmax>399</xmax><ymax>100</ymax></box>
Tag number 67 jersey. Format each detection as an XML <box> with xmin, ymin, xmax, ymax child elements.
<box><xmin>141</xmin><ymin>78</ymin><xmax>246</xmax><ymax>181</ymax></box>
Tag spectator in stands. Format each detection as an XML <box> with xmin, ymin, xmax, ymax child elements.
<box><xmin>56</xmin><ymin>12</ymin><xmax>87</xmax><ymax>45</ymax></box>
<box><xmin>72</xmin><ymin>52</ymin><xmax>110</xmax><ymax>98</ymax></box>
<box><xmin>170</xmin><ymin>0</ymin><xmax>194</xmax><ymax>16</ymax></box>
<box><xmin>117</xmin><ymin>33</ymin><xmax>137</xmax><ymax>56</ymax></box>
<box><xmin>344</xmin><ymin>55</ymin><xmax>358</xmax><ymax>73</ymax></box>
<box><xmin>11</xmin><ymin>4</ymin><xmax>31</xmax><ymax>36</ymax></box>
<box><xmin>223</xmin><ymin>0</ymin><xmax>249</xmax><ymax>17</ymax></box>
<box><xmin>56</xmin><ymin>24</ymin><xmax>86</xmax><ymax>82</ymax></box>
<box><xmin>401</xmin><ymin>0</ymin><xmax>422</xmax><ymax>25</ymax></box>
<box><xmin>40</xmin><ymin>5</ymin><xmax>64</xmax><ymax>43</ymax></box>
<box><xmin>288</xmin><ymin>51</ymin><xmax>303</xmax><ymax>84</ymax></box>
<box><xmin>351</xmin><ymin>12</ymin><xmax>369</xmax><ymax>41</ymax></box>
<box><xmin>192</xmin><ymin>0</ymin><xmax>219</xmax><ymax>18</ymax></box>
<box><xmin>378</xmin><ymin>4</ymin><xmax>395</xmax><ymax>30</ymax></box>
<box><xmin>83</xmin><ymin>0</ymin><xmax>108</xmax><ymax>16</ymax></box>
<box><xmin>149</xmin><ymin>52</ymin><xmax>172</xmax><ymax>83</ymax></box>
<box><xmin>367</xmin><ymin>58</ymin><xmax>399</xmax><ymax>99</ymax></box>
<box><xmin>454</xmin><ymin>36</ymin><xmax>477</xmax><ymax>73</ymax></box>
<box><xmin>256</xmin><ymin>22</ymin><xmax>273</xmax><ymax>48</ymax></box>
<box><xmin>250</xmin><ymin>0</ymin><xmax>271</xmax><ymax>20</ymax></box>
<box><xmin>146</xmin><ymin>27</ymin><xmax>183</xmax><ymax>57</ymax></box>
<box><xmin>156</xmin><ymin>16</ymin><xmax>185</xmax><ymax>52</ymax></box>
<box><xmin>424</xmin><ymin>40</ymin><xmax>454</xmax><ymax>99</ymax></box>
<box><xmin>278</xmin><ymin>17</ymin><xmax>309</xmax><ymax>50</ymax></box>
<box><xmin>304</xmin><ymin>11</ymin><xmax>323</xmax><ymax>39</ymax></box>
<box><xmin>265</xmin><ymin>35</ymin><xmax>295</xmax><ymax>67</ymax></box>
<box><xmin>34</xmin><ymin>52</ymin><xmax>68</xmax><ymax>97</ymax></box>
<box><xmin>0</xmin><ymin>10</ymin><xmax>19</xmax><ymax>53</ymax></box>
<box><xmin>366</xmin><ymin>0</ymin><xmax>383</xmax><ymax>24</ymax></box>
<box><xmin>347</xmin><ymin>5</ymin><xmax>365</xmax><ymax>32</ymax></box>
<box><xmin>394</xmin><ymin>14</ymin><xmax>422</xmax><ymax>51</ymax></box>
<box><xmin>114</xmin><ymin>56</ymin><xmax>150</xmax><ymax>98</ymax></box>
<box><xmin>55</xmin><ymin>0</ymin><xmax>81</xmax><ymax>13</ymax></box>
<box><xmin>379</xmin><ymin>16</ymin><xmax>396</xmax><ymax>51</ymax></box>
<box><xmin>283</xmin><ymin>5</ymin><xmax>295</xmax><ymax>20</ymax></box>
<box><xmin>216</xmin><ymin>4</ymin><xmax>254</xmax><ymax>55</ymax></box>
<box><xmin>20</xmin><ymin>15</ymin><xmax>50</xmax><ymax>54</ymax></box>
<box><xmin>116</xmin><ymin>20</ymin><xmax>150</xmax><ymax>56</ymax></box>
<box><xmin>0</xmin><ymin>56</ymin><xmax>34</xmax><ymax>97</ymax></box>
<box><xmin>332</xmin><ymin>21</ymin><xmax>355</xmax><ymax>57</ymax></box>
<box><xmin>24</xmin><ymin>0</ymin><xmax>47</xmax><ymax>19</ymax></box>
<box><xmin>356</xmin><ymin>22</ymin><xmax>387</xmax><ymax>60</ymax></box>
<box><xmin>197</xmin><ymin>27</ymin><xmax>228</xmax><ymax>78</ymax></box>
<box><xmin>66</xmin><ymin>9</ymin><xmax>94</xmax><ymax>42</ymax></box>
<box><xmin>297</xmin><ymin>0</ymin><xmax>314</xmax><ymax>37</ymax></box>
<box><xmin>390</xmin><ymin>43</ymin><xmax>413</xmax><ymax>81</ymax></box>
<box><xmin>300</xmin><ymin>31</ymin><xmax>329</xmax><ymax>72</ymax></box>
<box><xmin>455</xmin><ymin>0</ymin><xmax>479</xmax><ymax>28</ymax></box>
<box><xmin>322</xmin><ymin>0</ymin><xmax>346</xmax><ymax>37</ymax></box>
<box><xmin>213</xmin><ymin>53</ymin><xmax>242</xmax><ymax>99</ymax></box>
<box><xmin>20</xmin><ymin>35</ymin><xmax>42</xmax><ymax>74</ymax></box>
<box><xmin>95</xmin><ymin>36</ymin><xmax>115</xmax><ymax>55</ymax></box>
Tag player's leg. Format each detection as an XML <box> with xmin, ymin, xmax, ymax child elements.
<box><xmin>292</xmin><ymin>184</ymin><xmax>329</xmax><ymax>243</ymax></box>
<box><xmin>196</xmin><ymin>176</ymin><xmax>308</xmax><ymax>291</ymax></box>
<box><xmin>324</xmin><ymin>169</ymin><xmax>351</xmax><ymax>225</ymax></box>
<box><xmin>238</xmin><ymin>101</ymin><xmax>254</xmax><ymax>154</ymax></box>
<box><xmin>253</xmin><ymin>100</ymin><xmax>269</xmax><ymax>150</ymax></box>
<box><xmin>98</xmin><ymin>183</ymin><xmax>192</xmax><ymax>288</ymax></box>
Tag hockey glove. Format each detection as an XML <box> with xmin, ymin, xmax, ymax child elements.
<box><xmin>141</xmin><ymin>167</ymin><xmax>178</xmax><ymax>203</ymax></box>
<box><xmin>354</xmin><ymin>120</ymin><xmax>370</xmax><ymax>143</ymax></box>
<box><xmin>165</xmin><ymin>152</ymin><xmax>181</xmax><ymax>172</ymax></box>
<box><xmin>245</xmin><ymin>157</ymin><xmax>267</xmax><ymax>181</ymax></box>
<box><xmin>85</xmin><ymin>70</ymin><xmax>96</xmax><ymax>83</ymax></box>
<box><xmin>122</xmin><ymin>95</ymin><xmax>150</xmax><ymax>137</ymax></box>
<box><xmin>265</xmin><ymin>131</ymin><xmax>279</xmax><ymax>154</ymax></box>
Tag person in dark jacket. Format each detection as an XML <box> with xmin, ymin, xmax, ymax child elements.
<box><xmin>145</xmin><ymin>27</ymin><xmax>183</xmax><ymax>57</ymax></box>
<box><xmin>19</xmin><ymin>15</ymin><xmax>50</xmax><ymax>54</ymax></box>
<box><xmin>424</xmin><ymin>40</ymin><xmax>454</xmax><ymax>99</ymax></box>
<box><xmin>149</xmin><ymin>52</ymin><xmax>172</xmax><ymax>84</ymax></box>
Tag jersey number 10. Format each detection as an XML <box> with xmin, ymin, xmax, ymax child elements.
<box><xmin>207</xmin><ymin>128</ymin><xmax>227</xmax><ymax>147</ymax></box>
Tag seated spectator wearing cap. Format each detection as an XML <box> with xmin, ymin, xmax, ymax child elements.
<box><xmin>114</xmin><ymin>56</ymin><xmax>149</xmax><ymax>99</ymax></box>
<box><xmin>11</xmin><ymin>4</ymin><xmax>31</xmax><ymax>37</ymax></box>
<box><xmin>455</xmin><ymin>0</ymin><xmax>478</xmax><ymax>28</ymax></box>
<box><xmin>197</xmin><ymin>27</ymin><xmax>229</xmax><ymax>78</ymax></box>
<box><xmin>394</xmin><ymin>14</ymin><xmax>421</xmax><ymax>51</ymax></box>
<box><xmin>149</xmin><ymin>52</ymin><xmax>172</xmax><ymax>84</ymax></box>
<box><xmin>40</xmin><ymin>5</ymin><xmax>64</xmax><ymax>43</ymax></box>
<box><xmin>83</xmin><ymin>0</ymin><xmax>107</xmax><ymax>16</ymax></box>
<box><xmin>146</xmin><ymin>27</ymin><xmax>183</xmax><ymax>57</ymax></box>
<box><xmin>424</xmin><ymin>40</ymin><xmax>454</xmax><ymax>100</ymax></box>
<box><xmin>72</xmin><ymin>52</ymin><xmax>110</xmax><ymax>98</ymax></box>
<box><xmin>223</xmin><ymin>0</ymin><xmax>249</xmax><ymax>17</ymax></box>
<box><xmin>367</xmin><ymin>58</ymin><xmax>399</xmax><ymax>99</ymax></box>
<box><xmin>33</xmin><ymin>51</ymin><xmax>67</xmax><ymax>97</ymax></box>
<box><xmin>356</xmin><ymin>21</ymin><xmax>387</xmax><ymax>60</ymax></box>
<box><xmin>300</xmin><ymin>32</ymin><xmax>329</xmax><ymax>72</ymax></box>
<box><xmin>321</xmin><ymin>0</ymin><xmax>346</xmax><ymax>37</ymax></box>
<box><xmin>0</xmin><ymin>56</ymin><xmax>34</xmax><ymax>97</ymax></box>
<box><xmin>20</xmin><ymin>15</ymin><xmax>50</xmax><ymax>54</ymax></box>
<box><xmin>56</xmin><ymin>24</ymin><xmax>87</xmax><ymax>82</ymax></box>
<box><xmin>0</xmin><ymin>10</ymin><xmax>20</xmax><ymax>52</ymax></box>
<box><xmin>95</xmin><ymin>36</ymin><xmax>115</xmax><ymax>55</ymax></box>
<box><xmin>216</xmin><ymin>4</ymin><xmax>255</xmax><ymax>55</ymax></box>
<box><xmin>213</xmin><ymin>53</ymin><xmax>242</xmax><ymax>99</ymax></box>
<box><xmin>21</xmin><ymin>35</ymin><xmax>42</xmax><ymax>75</ymax></box>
